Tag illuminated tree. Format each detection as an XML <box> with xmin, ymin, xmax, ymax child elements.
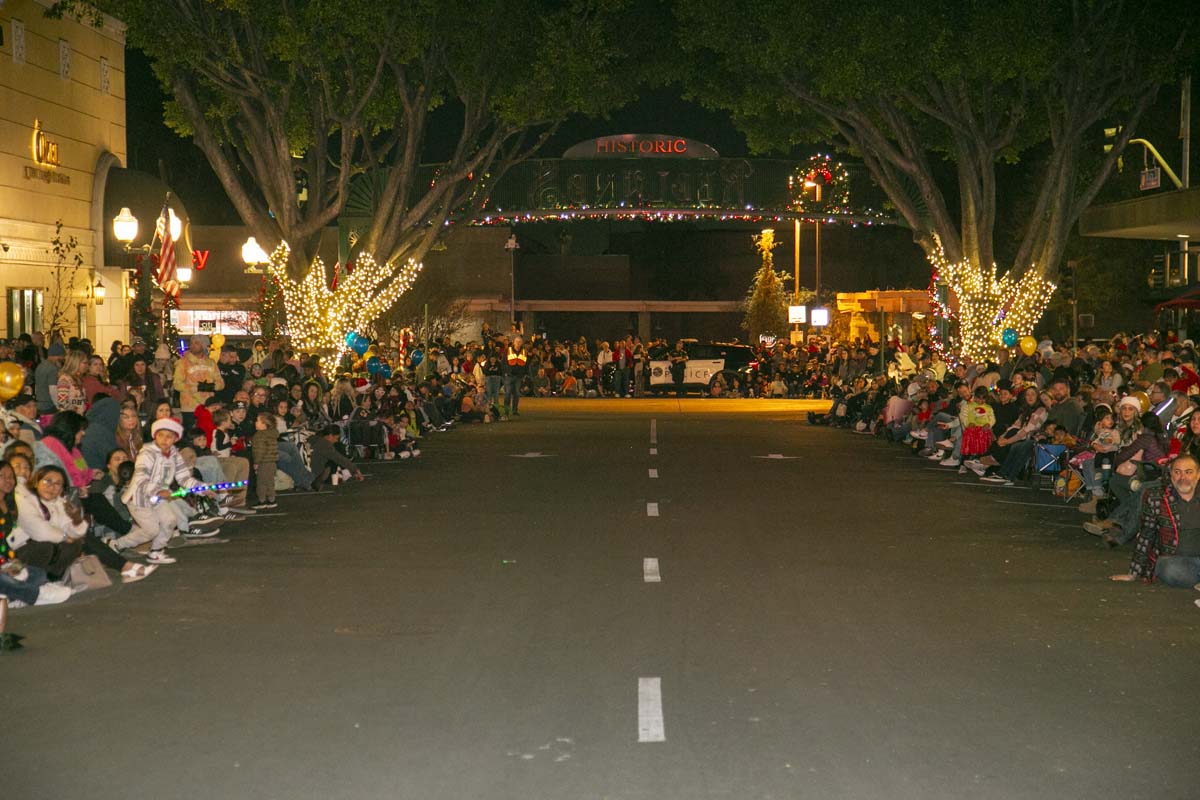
<box><xmin>743</xmin><ymin>229</ymin><xmax>789</xmax><ymax>342</ymax></box>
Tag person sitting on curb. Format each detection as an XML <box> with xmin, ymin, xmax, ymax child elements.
<box><xmin>115</xmin><ymin>418</ymin><xmax>212</xmax><ymax>565</ymax></box>
<box><xmin>1111</xmin><ymin>453</ymin><xmax>1200</xmax><ymax>597</ymax></box>
<box><xmin>308</xmin><ymin>426</ymin><xmax>364</xmax><ymax>489</ymax></box>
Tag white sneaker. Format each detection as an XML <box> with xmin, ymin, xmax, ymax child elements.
<box><xmin>936</xmin><ymin>439</ymin><xmax>954</xmax><ymax>449</ymax></box>
<box><xmin>926</xmin><ymin>450</ymin><xmax>945</xmax><ymax>460</ymax></box>
<box><xmin>912</xmin><ymin>430</ymin><xmax>928</xmax><ymax>439</ymax></box>
<box><xmin>34</xmin><ymin>582</ymin><xmax>73</xmax><ymax>605</ymax></box>
<box><xmin>146</xmin><ymin>549</ymin><xmax>177</xmax><ymax>564</ymax></box>
<box><xmin>939</xmin><ymin>457</ymin><xmax>960</xmax><ymax>467</ymax></box>
<box><xmin>225</xmin><ymin>506</ymin><xmax>257</xmax><ymax>516</ymax></box>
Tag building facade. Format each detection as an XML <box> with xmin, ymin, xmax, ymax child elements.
<box><xmin>0</xmin><ymin>0</ymin><xmax>129</xmax><ymax>350</ymax></box>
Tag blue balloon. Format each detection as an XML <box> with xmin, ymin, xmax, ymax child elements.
<box><xmin>366</xmin><ymin>356</ymin><xmax>382</xmax><ymax>375</ymax></box>
<box><xmin>352</xmin><ymin>337</ymin><xmax>370</xmax><ymax>356</ymax></box>
<box><xmin>1001</xmin><ymin>327</ymin><xmax>1018</xmax><ymax>347</ymax></box>
<box><xmin>344</xmin><ymin>331</ymin><xmax>359</xmax><ymax>347</ymax></box>
<box><xmin>379</xmin><ymin>364</ymin><xmax>393</xmax><ymax>379</ymax></box>
<box><xmin>410</xmin><ymin>348</ymin><xmax>424</xmax><ymax>366</ymax></box>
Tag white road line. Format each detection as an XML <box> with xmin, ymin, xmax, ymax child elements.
<box><xmin>637</xmin><ymin>677</ymin><xmax>666</xmax><ymax>742</ymax></box>
<box><xmin>648</xmin><ymin>468</ymin><xmax>659</xmax><ymax>479</ymax></box>
<box><xmin>650</xmin><ymin>418</ymin><xmax>657</xmax><ymax>444</ymax></box>
<box><xmin>996</xmin><ymin>499</ymin><xmax>1074</xmax><ymax>509</ymax></box>
<box><xmin>650</xmin><ymin>448</ymin><xmax>657</xmax><ymax>456</ymax></box>
<box><xmin>950</xmin><ymin>481</ymin><xmax>1032</xmax><ymax>490</ymax></box>
<box><xmin>643</xmin><ymin>558</ymin><xmax>661</xmax><ymax>583</ymax></box>
<box><xmin>646</xmin><ymin>502</ymin><xmax>659</xmax><ymax>517</ymax></box>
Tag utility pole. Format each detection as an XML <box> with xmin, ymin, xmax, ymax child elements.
<box><xmin>1182</xmin><ymin>74</ymin><xmax>1192</xmax><ymax>283</ymax></box>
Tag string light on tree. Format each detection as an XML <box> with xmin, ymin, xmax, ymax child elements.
<box><xmin>267</xmin><ymin>243</ymin><xmax>424</xmax><ymax>372</ymax></box>
<box><xmin>926</xmin><ymin>238</ymin><xmax>1056</xmax><ymax>363</ymax></box>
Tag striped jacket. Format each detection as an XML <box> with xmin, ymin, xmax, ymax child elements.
<box><xmin>122</xmin><ymin>444</ymin><xmax>201</xmax><ymax>509</ymax></box>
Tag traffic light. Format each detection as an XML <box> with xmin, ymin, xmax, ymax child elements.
<box><xmin>1061</xmin><ymin>260</ymin><xmax>1077</xmax><ymax>300</ymax></box>
<box><xmin>1104</xmin><ymin>126</ymin><xmax>1124</xmax><ymax>172</ymax></box>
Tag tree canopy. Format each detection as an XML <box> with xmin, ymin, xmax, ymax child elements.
<box><xmin>57</xmin><ymin>0</ymin><xmax>661</xmax><ymax>274</ymax></box>
<box><xmin>678</xmin><ymin>0</ymin><xmax>1192</xmax><ymax>357</ymax></box>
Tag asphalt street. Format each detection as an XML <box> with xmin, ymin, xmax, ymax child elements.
<box><xmin>3</xmin><ymin>398</ymin><xmax>1197</xmax><ymax>799</ymax></box>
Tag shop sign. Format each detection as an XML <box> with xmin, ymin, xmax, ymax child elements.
<box><xmin>23</xmin><ymin>119</ymin><xmax>70</xmax><ymax>185</ymax></box>
<box><xmin>31</xmin><ymin>119</ymin><xmax>60</xmax><ymax>167</ymax></box>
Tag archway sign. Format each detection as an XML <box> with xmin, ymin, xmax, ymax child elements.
<box><xmin>342</xmin><ymin>135</ymin><xmax>891</xmax><ymax>230</ymax></box>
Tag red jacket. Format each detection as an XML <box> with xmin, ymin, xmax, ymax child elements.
<box><xmin>611</xmin><ymin>346</ymin><xmax>633</xmax><ymax>369</ymax></box>
<box><xmin>194</xmin><ymin>404</ymin><xmax>216</xmax><ymax>448</ymax></box>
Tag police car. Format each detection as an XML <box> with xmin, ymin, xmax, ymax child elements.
<box><xmin>648</xmin><ymin>341</ymin><xmax>759</xmax><ymax>395</ymax></box>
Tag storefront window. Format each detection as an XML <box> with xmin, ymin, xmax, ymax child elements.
<box><xmin>6</xmin><ymin>288</ymin><xmax>44</xmax><ymax>337</ymax></box>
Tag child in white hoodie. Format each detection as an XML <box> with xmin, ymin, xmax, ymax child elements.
<box><xmin>115</xmin><ymin>418</ymin><xmax>208</xmax><ymax>564</ymax></box>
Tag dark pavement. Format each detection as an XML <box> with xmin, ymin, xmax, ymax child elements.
<box><xmin>4</xmin><ymin>399</ymin><xmax>1197</xmax><ymax>799</ymax></box>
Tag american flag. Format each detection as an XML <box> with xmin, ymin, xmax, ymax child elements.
<box><xmin>155</xmin><ymin>203</ymin><xmax>179</xmax><ymax>300</ymax></box>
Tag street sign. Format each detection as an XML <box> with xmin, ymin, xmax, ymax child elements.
<box><xmin>198</xmin><ymin>319</ymin><xmax>216</xmax><ymax>332</ymax></box>
<box><xmin>788</xmin><ymin>305</ymin><xmax>807</xmax><ymax>324</ymax></box>
<box><xmin>810</xmin><ymin>307</ymin><xmax>830</xmax><ymax>327</ymax></box>
<box><xmin>1140</xmin><ymin>167</ymin><xmax>1161</xmax><ymax>190</ymax></box>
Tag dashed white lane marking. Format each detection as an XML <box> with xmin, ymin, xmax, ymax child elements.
<box><xmin>648</xmin><ymin>468</ymin><xmax>659</xmax><ymax>479</ymax></box>
<box><xmin>995</xmin><ymin>499</ymin><xmax>1075</xmax><ymax>509</ymax></box>
<box><xmin>649</xmin><ymin>448</ymin><xmax>657</xmax><ymax>456</ymax></box>
<box><xmin>643</xmin><ymin>558</ymin><xmax>661</xmax><ymax>582</ymax></box>
<box><xmin>638</xmin><ymin>677</ymin><xmax>666</xmax><ymax>742</ymax></box>
<box><xmin>650</xmin><ymin>418</ymin><xmax>657</xmax><ymax>444</ymax></box>
<box><xmin>646</xmin><ymin>502</ymin><xmax>659</xmax><ymax>517</ymax></box>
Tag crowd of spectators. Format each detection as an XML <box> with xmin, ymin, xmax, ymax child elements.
<box><xmin>0</xmin><ymin>328</ymin><xmax>492</xmax><ymax>613</ymax></box>
<box><xmin>815</xmin><ymin>329</ymin><xmax>1200</xmax><ymax>606</ymax></box>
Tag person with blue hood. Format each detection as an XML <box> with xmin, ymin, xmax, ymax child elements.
<box><xmin>80</xmin><ymin>396</ymin><xmax>120</xmax><ymax>470</ymax></box>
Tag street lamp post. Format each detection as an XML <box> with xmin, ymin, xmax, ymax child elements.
<box><xmin>241</xmin><ymin>236</ymin><xmax>270</xmax><ymax>274</ymax></box>
<box><xmin>803</xmin><ymin>181</ymin><xmax>823</xmax><ymax>305</ymax></box>
<box><xmin>504</xmin><ymin>234</ymin><xmax>520</xmax><ymax>324</ymax></box>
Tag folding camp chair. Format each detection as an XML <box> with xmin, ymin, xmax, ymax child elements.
<box><xmin>1031</xmin><ymin>443</ymin><xmax>1067</xmax><ymax>491</ymax></box>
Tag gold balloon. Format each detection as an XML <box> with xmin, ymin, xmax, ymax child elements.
<box><xmin>211</xmin><ymin>333</ymin><xmax>226</xmax><ymax>348</ymax></box>
<box><xmin>1018</xmin><ymin>335</ymin><xmax>1038</xmax><ymax>356</ymax></box>
<box><xmin>0</xmin><ymin>361</ymin><xmax>26</xmax><ymax>402</ymax></box>
<box><xmin>1131</xmin><ymin>390</ymin><xmax>1150</xmax><ymax>413</ymax></box>
<box><xmin>365</xmin><ymin>346</ymin><xmax>379</xmax><ymax>357</ymax></box>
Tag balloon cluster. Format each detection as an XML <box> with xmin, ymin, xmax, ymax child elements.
<box><xmin>999</xmin><ymin>327</ymin><xmax>1038</xmax><ymax>356</ymax></box>
<box><xmin>0</xmin><ymin>362</ymin><xmax>26</xmax><ymax>402</ymax></box>
<box><xmin>344</xmin><ymin>332</ymin><xmax>393</xmax><ymax>379</ymax></box>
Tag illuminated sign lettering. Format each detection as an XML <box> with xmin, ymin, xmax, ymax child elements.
<box><xmin>563</xmin><ymin>135</ymin><xmax>720</xmax><ymax>160</ymax></box>
<box><xmin>31</xmin><ymin>119</ymin><xmax>60</xmax><ymax>167</ymax></box>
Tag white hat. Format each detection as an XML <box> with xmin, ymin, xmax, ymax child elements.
<box><xmin>151</xmin><ymin>417</ymin><xmax>184</xmax><ymax>439</ymax></box>
<box><xmin>1116</xmin><ymin>396</ymin><xmax>1141</xmax><ymax>412</ymax></box>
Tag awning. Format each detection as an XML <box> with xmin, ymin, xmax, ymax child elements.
<box><xmin>1155</xmin><ymin>287</ymin><xmax>1200</xmax><ymax>312</ymax></box>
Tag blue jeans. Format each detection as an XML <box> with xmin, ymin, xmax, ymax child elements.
<box><xmin>485</xmin><ymin>375</ymin><xmax>503</xmax><ymax>408</ymax></box>
<box><xmin>277</xmin><ymin>441</ymin><xmax>313</xmax><ymax>488</ymax></box>
<box><xmin>0</xmin><ymin>565</ymin><xmax>48</xmax><ymax>605</ymax></box>
<box><xmin>1154</xmin><ymin>555</ymin><xmax>1200</xmax><ymax>587</ymax></box>
<box><xmin>999</xmin><ymin>439</ymin><xmax>1036</xmax><ymax>481</ymax></box>
<box><xmin>1106</xmin><ymin>473</ymin><xmax>1146</xmax><ymax>544</ymax></box>
<box><xmin>504</xmin><ymin>376</ymin><xmax>522</xmax><ymax>415</ymax></box>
